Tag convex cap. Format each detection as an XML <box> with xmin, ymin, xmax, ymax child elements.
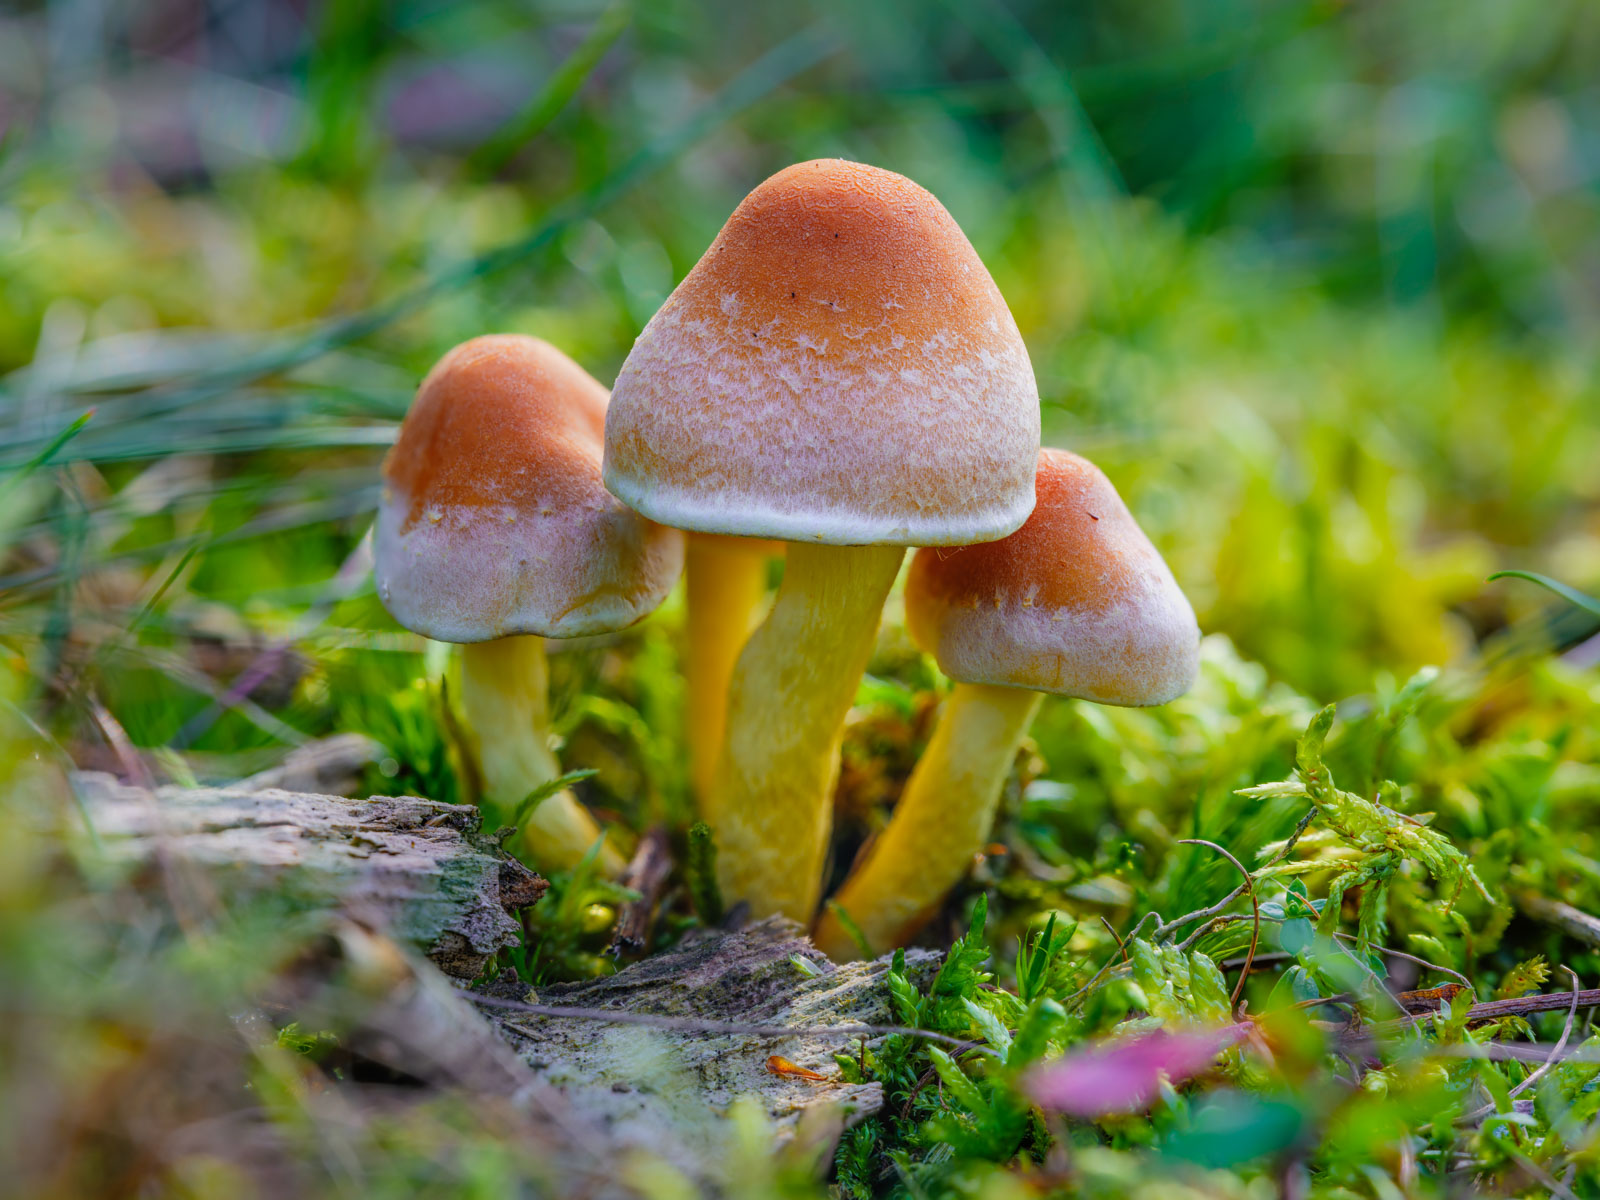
<box><xmin>377</xmin><ymin>335</ymin><xmax>685</xmax><ymax>642</ymax></box>
<box><xmin>603</xmin><ymin>159</ymin><xmax>1041</xmax><ymax>546</ymax></box>
<box><xmin>906</xmin><ymin>448</ymin><xmax>1199</xmax><ymax>704</ymax></box>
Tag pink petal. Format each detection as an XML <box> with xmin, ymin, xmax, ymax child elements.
<box><xmin>1027</xmin><ymin>1026</ymin><xmax>1247</xmax><ymax>1118</ymax></box>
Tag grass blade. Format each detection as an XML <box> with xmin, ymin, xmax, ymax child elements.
<box><xmin>1489</xmin><ymin>570</ymin><xmax>1600</xmax><ymax>619</ymax></box>
<box><xmin>468</xmin><ymin>2</ymin><xmax>633</xmax><ymax>179</ymax></box>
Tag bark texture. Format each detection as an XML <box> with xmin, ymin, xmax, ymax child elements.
<box><xmin>485</xmin><ymin>918</ymin><xmax>940</xmax><ymax>1180</ymax></box>
<box><xmin>71</xmin><ymin>771</ymin><xmax>544</xmax><ymax>979</ymax></box>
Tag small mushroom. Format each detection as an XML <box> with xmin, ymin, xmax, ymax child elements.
<box><xmin>814</xmin><ymin>448</ymin><xmax>1199</xmax><ymax>959</ymax></box>
<box><xmin>375</xmin><ymin>335</ymin><xmax>684</xmax><ymax>875</ymax></box>
<box><xmin>603</xmin><ymin>159</ymin><xmax>1041</xmax><ymax>921</ymax></box>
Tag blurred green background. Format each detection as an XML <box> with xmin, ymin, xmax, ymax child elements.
<box><xmin>4</xmin><ymin>1</ymin><xmax>1600</xmax><ymax>1194</ymax></box>
<box><xmin>4</xmin><ymin>0</ymin><xmax>1596</xmax><ymax>731</ymax></box>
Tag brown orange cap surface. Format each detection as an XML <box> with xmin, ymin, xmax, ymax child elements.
<box><xmin>603</xmin><ymin>159</ymin><xmax>1040</xmax><ymax>546</ymax></box>
<box><xmin>376</xmin><ymin>335</ymin><xmax>684</xmax><ymax>642</ymax></box>
<box><xmin>905</xmin><ymin>448</ymin><xmax>1199</xmax><ymax>704</ymax></box>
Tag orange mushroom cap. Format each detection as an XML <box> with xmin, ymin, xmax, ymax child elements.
<box><xmin>376</xmin><ymin>335</ymin><xmax>684</xmax><ymax>643</ymax></box>
<box><xmin>603</xmin><ymin>159</ymin><xmax>1040</xmax><ymax>546</ymax></box>
<box><xmin>905</xmin><ymin>448</ymin><xmax>1199</xmax><ymax>705</ymax></box>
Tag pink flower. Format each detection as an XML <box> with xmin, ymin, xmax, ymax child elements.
<box><xmin>1026</xmin><ymin>1026</ymin><xmax>1248</xmax><ymax>1118</ymax></box>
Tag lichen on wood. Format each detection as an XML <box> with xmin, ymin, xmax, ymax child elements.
<box><xmin>70</xmin><ymin>772</ymin><xmax>544</xmax><ymax>978</ymax></box>
<box><xmin>482</xmin><ymin>918</ymin><xmax>939</xmax><ymax>1181</ymax></box>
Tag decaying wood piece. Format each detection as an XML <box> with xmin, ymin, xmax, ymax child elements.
<box><xmin>70</xmin><ymin>771</ymin><xmax>544</xmax><ymax>979</ymax></box>
<box><xmin>609</xmin><ymin>826</ymin><xmax>673</xmax><ymax>956</ymax></box>
<box><xmin>245</xmin><ymin>919</ymin><xmax>631</xmax><ymax>1197</ymax></box>
<box><xmin>483</xmin><ymin>918</ymin><xmax>940</xmax><ymax>1184</ymax></box>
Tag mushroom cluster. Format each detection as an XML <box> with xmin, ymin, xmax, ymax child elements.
<box><xmin>374</xmin><ymin>160</ymin><xmax>1199</xmax><ymax>956</ymax></box>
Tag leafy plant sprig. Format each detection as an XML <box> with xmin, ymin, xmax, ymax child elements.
<box><xmin>1239</xmin><ymin>705</ymin><xmax>1496</xmax><ymax>957</ymax></box>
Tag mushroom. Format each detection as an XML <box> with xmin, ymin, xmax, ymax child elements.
<box><xmin>376</xmin><ymin>335</ymin><xmax>684</xmax><ymax>875</ymax></box>
<box><xmin>603</xmin><ymin>159</ymin><xmax>1040</xmax><ymax>920</ymax></box>
<box><xmin>814</xmin><ymin>448</ymin><xmax>1199</xmax><ymax>959</ymax></box>
<box><xmin>683</xmin><ymin>532</ymin><xmax>780</xmax><ymax>804</ymax></box>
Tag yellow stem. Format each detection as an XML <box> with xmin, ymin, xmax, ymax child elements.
<box><xmin>815</xmin><ymin>681</ymin><xmax>1042</xmax><ymax>960</ymax></box>
<box><xmin>707</xmin><ymin>542</ymin><xmax>904</xmax><ymax>922</ymax></box>
<box><xmin>685</xmin><ymin>534</ymin><xmax>773</xmax><ymax>805</ymax></box>
<box><xmin>458</xmin><ymin>636</ymin><xmax>623</xmax><ymax>876</ymax></box>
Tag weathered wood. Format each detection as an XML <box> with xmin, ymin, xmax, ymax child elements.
<box><xmin>70</xmin><ymin>772</ymin><xmax>544</xmax><ymax>979</ymax></box>
<box><xmin>66</xmin><ymin>774</ymin><xmax>946</xmax><ymax>1187</ymax></box>
<box><xmin>609</xmin><ymin>825</ymin><xmax>673</xmax><ymax>956</ymax></box>
<box><xmin>483</xmin><ymin>918</ymin><xmax>940</xmax><ymax>1183</ymax></box>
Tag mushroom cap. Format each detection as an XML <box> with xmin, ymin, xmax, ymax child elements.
<box><xmin>602</xmin><ymin>158</ymin><xmax>1040</xmax><ymax>546</ymax></box>
<box><xmin>376</xmin><ymin>335</ymin><xmax>685</xmax><ymax>643</ymax></box>
<box><xmin>905</xmin><ymin>448</ymin><xmax>1199</xmax><ymax>705</ymax></box>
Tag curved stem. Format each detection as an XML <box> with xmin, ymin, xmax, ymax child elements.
<box><xmin>459</xmin><ymin>636</ymin><xmax>622</xmax><ymax>876</ymax></box>
<box><xmin>707</xmin><ymin>542</ymin><xmax>904</xmax><ymax>922</ymax></box>
<box><xmin>685</xmin><ymin>534</ymin><xmax>773</xmax><ymax>805</ymax></box>
<box><xmin>815</xmin><ymin>681</ymin><xmax>1041</xmax><ymax>960</ymax></box>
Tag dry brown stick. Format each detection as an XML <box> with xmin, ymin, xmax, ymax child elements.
<box><xmin>1181</xmin><ymin>912</ymin><xmax>1473</xmax><ymax>992</ymax></box>
<box><xmin>1178</xmin><ymin>838</ymin><xmax>1260</xmax><ymax>1012</ymax></box>
<box><xmin>1457</xmin><ymin>969</ymin><xmax>1581</xmax><ymax>1126</ymax></box>
<box><xmin>1504</xmin><ymin>969</ymin><xmax>1582</xmax><ymax>1101</ymax></box>
<box><xmin>1516</xmin><ymin>891</ymin><xmax>1600</xmax><ymax>948</ymax></box>
<box><xmin>608</xmin><ymin>826</ymin><xmax>673</xmax><ymax>956</ymax></box>
<box><xmin>1378</xmin><ymin>985</ymin><xmax>1600</xmax><ymax>1032</ymax></box>
<box><xmin>1062</xmin><ymin>911</ymin><xmax>1160</xmax><ymax>1011</ymax></box>
<box><xmin>1154</xmin><ymin>805</ymin><xmax>1317</xmax><ymax>942</ymax></box>
<box><xmin>1098</xmin><ymin>915</ymin><xmax>1129</xmax><ymax>964</ymax></box>
<box><xmin>1356</xmin><ymin>939</ymin><xmax>1473</xmax><ymax>991</ymax></box>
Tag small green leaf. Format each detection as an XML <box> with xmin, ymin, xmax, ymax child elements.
<box><xmin>1189</xmin><ymin>952</ymin><xmax>1231</xmax><ymax>1017</ymax></box>
<box><xmin>1496</xmin><ymin>956</ymin><xmax>1549</xmax><ymax>1000</ymax></box>
<box><xmin>962</xmin><ymin>997</ymin><xmax>1013</xmax><ymax>1057</ymax></box>
<box><xmin>1163</xmin><ymin>1095</ymin><xmax>1304</xmax><ymax>1167</ymax></box>
<box><xmin>1280</xmin><ymin>918</ymin><xmax>1314</xmax><ymax>956</ymax></box>
<box><xmin>886</xmin><ymin>965</ymin><xmax>922</xmax><ymax>1028</ymax></box>
<box><xmin>927</xmin><ymin>1047</ymin><xmax>989</xmax><ymax>1118</ymax></box>
<box><xmin>1012</xmin><ymin>999</ymin><xmax>1066</xmax><ymax>1070</ymax></box>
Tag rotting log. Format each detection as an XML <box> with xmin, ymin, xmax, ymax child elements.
<box><xmin>66</xmin><ymin>773</ymin><xmax>936</xmax><ymax>1186</ymax></box>
<box><xmin>481</xmin><ymin>918</ymin><xmax>940</xmax><ymax>1180</ymax></box>
<box><xmin>70</xmin><ymin>771</ymin><xmax>544</xmax><ymax>979</ymax></box>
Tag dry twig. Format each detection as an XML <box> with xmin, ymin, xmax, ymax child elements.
<box><xmin>1178</xmin><ymin>838</ymin><xmax>1260</xmax><ymax>1012</ymax></box>
<box><xmin>609</xmin><ymin>827</ymin><xmax>673</xmax><ymax>956</ymax></box>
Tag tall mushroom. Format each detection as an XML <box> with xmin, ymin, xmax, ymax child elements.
<box><xmin>604</xmin><ymin>159</ymin><xmax>1040</xmax><ymax>921</ymax></box>
<box><xmin>376</xmin><ymin>335</ymin><xmax>684</xmax><ymax>875</ymax></box>
<box><xmin>814</xmin><ymin>448</ymin><xmax>1199</xmax><ymax>959</ymax></box>
<box><xmin>683</xmin><ymin>533</ymin><xmax>780</xmax><ymax>804</ymax></box>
